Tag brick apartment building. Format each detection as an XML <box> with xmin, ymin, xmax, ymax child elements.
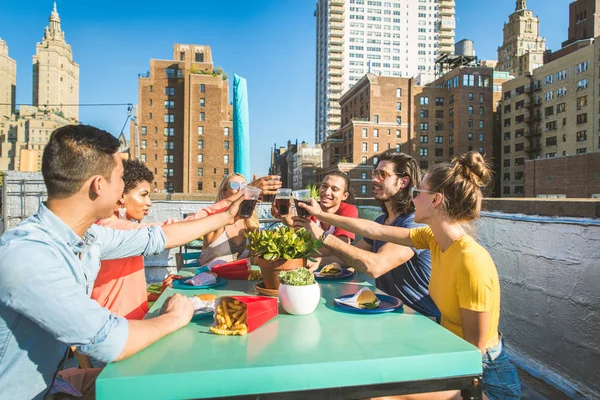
<box><xmin>317</xmin><ymin>68</ymin><xmax>508</xmax><ymax>198</ymax></box>
<box><xmin>132</xmin><ymin>44</ymin><xmax>233</xmax><ymax>194</ymax></box>
<box><xmin>500</xmin><ymin>36</ymin><xmax>600</xmax><ymax>197</ymax></box>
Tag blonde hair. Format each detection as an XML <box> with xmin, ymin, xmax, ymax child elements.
<box><xmin>426</xmin><ymin>151</ymin><xmax>492</xmax><ymax>222</ymax></box>
<box><xmin>216</xmin><ymin>173</ymin><xmax>259</xmax><ymax>231</ymax></box>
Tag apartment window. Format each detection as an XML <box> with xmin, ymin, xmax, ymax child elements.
<box><xmin>504</xmin><ymin>159</ymin><xmax>510</xmax><ymax>168</ymax></box>
<box><xmin>503</xmin><ymin>172</ymin><xmax>510</xmax><ymax>181</ymax></box>
<box><xmin>200</xmin><ymin>98</ymin><xmax>205</xmax><ymax>107</ymax></box>
<box><xmin>140</xmin><ymin>154</ymin><xmax>146</xmax><ymax>163</ymax></box>
<box><xmin>373</xmin><ymin>143</ymin><xmax>379</xmax><ymax>152</ymax></box>
<box><xmin>468</xmin><ymin>92</ymin><xmax>474</xmax><ymax>101</ymax></box>
<box><xmin>449</xmin><ymin>95</ymin><xmax>455</xmax><ymax>104</ymax></box>
<box><xmin>165</xmin><ymin>87</ymin><xmax>175</xmax><ymax>96</ymax></box>
<box><xmin>576</xmin><ymin>79</ymin><xmax>588</xmax><ymax>90</ymax></box>
<box><xmin>545</xmin><ymin>74</ymin><xmax>554</xmax><ymax>84</ymax></box>
<box><xmin>198</xmin><ymin>182</ymin><xmax>203</xmax><ymax>191</ymax></box>
<box><xmin>504</xmin><ymin>105</ymin><xmax>511</xmax><ymax>114</ymax></box>
<box><xmin>164</xmin><ymin>101</ymin><xmax>174</xmax><ymax>109</ymax></box>
<box><xmin>514</xmin><ymin>157</ymin><xmax>524</xmax><ymax>166</ymax></box>
<box><xmin>395</xmin><ymin>144</ymin><xmax>401</xmax><ymax>151</ymax></box>
<box><xmin>576</xmin><ymin>131</ymin><xmax>587</xmax><ymax>141</ymax></box>
<box><xmin>420</xmin><ymin>110</ymin><xmax>429</xmax><ymax>118</ymax></box>
<box><xmin>224</xmin><ymin>127</ymin><xmax>230</xmax><ymax>136</ymax></box>
<box><xmin>362</xmin><ymin>142</ymin><xmax>368</xmax><ymax>152</ymax></box>
<box><xmin>361</xmin><ymin>172</ymin><xmax>367</xmax><ymax>180</ymax></box>
<box><xmin>200</xmin><ymin>84</ymin><xmax>205</xmax><ymax>93</ymax></box>
<box><xmin>449</xmin><ymin>108</ymin><xmax>454</xmax><ymax>118</ymax></box>
<box><xmin>515</xmin><ymin>171</ymin><xmax>524</xmax><ymax>180</ymax></box>
<box><xmin>164</xmin><ymin>128</ymin><xmax>174</xmax><ymax>136</ymax></box>
<box><xmin>420</xmin><ymin>135</ymin><xmax>429</xmax><ymax>143</ymax></box>
<box><xmin>576</xmin><ymin>148</ymin><xmax>587</xmax><ymax>154</ymax></box>
<box><xmin>200</xmin><ymin>112</ymin><xmax>205</xmax><ymax>121</ymax></box>
<box><xmin>479</xmin><ymin>133</ymin><xmax>484</xmax><ymax>142</ymax></box>
<box><xmin>419</xmin><ymin>148</ymin><xmax>428</xmax><ymax>157</ymax></box>
<box><xmin>224</xmin><ymin>141</ymin><xmax>230</xmax><ymax>150</ymax></box>
<box><xmin>164</xmin><ymin>114</ymin><xmax>175</xmax><ymax>123</ymax></box>
<box><xmin>479</xmin><ymin>120</ymin><xmax>484</xmax><ymax>129</ymax></box>
<box><xmin>504</xmin><ymin>145</ymin><xmax>511</xmax><ymax>154</ymax></box>
<box><xmin>224</xmin><ymin>168</ymin><xmax>229</xmax><ymax>175</ymax></box>
<box><xmin>396</xmin><ymin>88</ymin><xmax>402</xmax><ymax>97</ymax></box>
<box><xmin>149</xmin><ymin>113</ymin><xmax>152</xmax><ymax>120</ymax></box>
<box><xmin>504</xmin><ymin>132</ymin><xmax>511</xmax><ymax>140</ymax></box>
<box><xmin>224</xmin><ymin>155</ymin><xmax>229</xmax><ymax>164</ymax></box>
<box><xmin>577</xmin><ymin>96</ymin><xmax>587</xmax><ymax>109</ymax></box>
<box><xmin>515</xmin><ymin>143</ymin><xmax>525</xmax><ymax>152</ymax></box>
<box><xmin>420</xmin><ymin>122</ymin><xmax>429</xmax><ymax>130</ymax></box>
<box><xmin>419</xmin><ymin>96</ymin><xmax>429</xmax><ymax>105</ymax></box>
<box><xmin>396</xmin><ymin>130</ymin><xmax>400</xmax><ymax>138</ymax></box>
<box><xmin>463</xmin><ymin>75</ymin><xmax>475</xmax><ymax>86</ymax></box>
<box><xmin>197</xmin><ymin>126</ymin><xmax>204</xmax><ymax>136</ymax></box>
<box><xmin>448</xmin><ymin>147</ymin><xmax>454</xmax><ymax>157</ymax></box>
<box><xmin>373</xmin><ymin>129</ymin><xmax>379</xmax><ymax>137</ymax></box>
<box><xmin>468</xmin><ymin>120</ymin><xmax>474</xmax><ymax>128</ymax></box>
<box><xmin>165</xmin><ymin>142</ymin><xmax>174</xmax><ymax>150</ymax></box>
<box><xmin>545</xmin><ymin>121</ymin><xmax>557</xmax><ymax>131</ymax></box>
<box><xmin>435</xmin><ymin>97</ymin><xmax>444</xmax><ymax>106</ymax></box>
<box><xmin>435</xmin><ymin>110</ymin><xmax>444</xmax><ymax>119</ymax></box>
<box><xmin>163</xmin><ymin>155</ymin><xmax>174</xmax><ymax>164</ymax></box>
<box><xmin>557</xmin><ymin>103</ymin><xmax>566</xmax><ymax>113</ymax></box>
<box><xmin>544</xmin><ymin>91</ymin><xmax>553</xmax><ymax>101</ymax></box>
<box><xmin>198</xmin><ymin>140</ymin><xmax>203</xmax><ymax>149</ymax></box>
<box><xmin>545</xmin><ymin>153</ymin><xmax>557</xmax><ymax>158</ymax></box>
<box><xmin>576</xmin><ymin>113</ymin><xmax>587</xmax><ymax>124</ymax></box>
<box><xmin>557</xmin><ymin>70</ymin><xmax>567</xmax><ymax>80</ymax></box>
<box><xmin>361</xmin><ymin>185</ymin><xmax>367</xmax><ymax>194</ymax></box>
<box><xmin>372</xmin><ymin>157</ymin><xmax>379</xmax><ymax>166</ymax></box>
<box><xmin>396</xmin><ymin>102</ymin><xmax>402</xmax><ymax>111</ymax></box>
<box><xmin>503</xmin><ymin>186</ymin><xmax>511</xmax><ymax>195</ymax></box>
<box><xmin>468</xmin><ymin>106</ymin><xmax>473</xmax><ymax>115</ymax></box>
<box><xmin>449</xmin><ymin>134</ymin><xmax>454</xmax><ymax>143</ymax></box>
<box><xmin>165</xmin><ymin>68</ymin><xmax>175</xmax><ymax>78</ymax></box>
<box><xmin>468</xmin><ymin>133</ymin><xmax>474</xmax><ymax>142</ymax></box>
<box><xmin>198</xmin><ymin>154</ymin><xmax>203</xmax><ymax>163</ymax></box>
<box><xmin>544</xmin><ymin>106</ymin><xmax>554</xmax><ymax>117</ymax></box>
<box><xmin>362</xmin><ymin>128</ymin><xmax>368</xmax><ymax>138</ymax></box>
<box><xmin>546</xmin><ymin>137</ymin><xmax>557</xmax><ymax>146</ymax></box>
<box><xmin>141</xmin><ymin>126</ymin><xmax>147</xmax><ymax>136</ymax></box>
<box><xmin>362</xmin><ymin>156</ymin><xmax>368</xmax><ymax>164</ymax></box>
<box><xmin>479</xmin><ymin>106</ymin><xmax>485</xmax><ymax>115</ymax></box>
<box><xmin>435</xmin><ymin>148</ymin><xmax>443</xmax><ymax>157</ymax></box>
<box><xmin>435</xmin><ymin>123</ymin><xmax>444</xmax><ymax>132</ymax></box>
<box><xmin>141</xmin><ymin>140</ymin><xmax>147</xmax><ymax>150</ymax></box>
<box><xmin>515</xmin><ymin>129</ymin><xmax>524</xmax><ymax>138</ymax></box>
<box><xmin>374</xmin><ymin>115</ymin><xmax>379</xmax><ymax>123</ymax></box>
<box><xmin>420</xmin><ymin>160</ymin><xmax>429</xmax><ymax>170</ymax></box>
<box><xmin>576</xmin><ymin>61</ymin><xmax>589</xmax><ymax>73</ymax></box>
<box><xmin>163</xmin><ymin>168</ymin><xmax>174</xmax><ymax>177</ymax></box>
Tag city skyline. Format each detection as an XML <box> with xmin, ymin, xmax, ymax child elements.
<box><xmin>2</xmin><ymin>0</ymin><xmax>570</xmax><ymax>175</ymax></box>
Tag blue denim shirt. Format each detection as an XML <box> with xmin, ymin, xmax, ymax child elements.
<box><xmin>0</xmin><ymin>204</ymin><xmax>166</xmax><ymax>400</ymax></box>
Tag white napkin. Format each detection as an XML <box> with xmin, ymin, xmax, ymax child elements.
<box><xmin>189</xmin><ymin>297</ymin><xmax>215</xmax><ymax>315</ymax></box>
<box><xmin>335</xmin><ymin>287</ymin><xmax>381</xmax><ymax>309</ymax></box>
<box><xmin>185</xmin><ymin>272</ymin><xmax>217</xmax><ymax>287</ymax></box>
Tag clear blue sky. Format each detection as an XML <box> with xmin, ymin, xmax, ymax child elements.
<box><xmin>2</xmin><ymin>0</ymin><xmax>570</xmax><ymax>175</ymax></box>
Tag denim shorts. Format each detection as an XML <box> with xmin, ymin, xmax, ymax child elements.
<box><xmin>482</xmin><ymin>337</ymin><xmax>521</xmax><ymax>400</ymax></box>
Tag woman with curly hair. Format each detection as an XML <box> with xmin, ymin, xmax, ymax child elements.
<box><xmin>91</xmin><ymin>160</ymin><xmax>235</xmax><ymax>320</ymax></box>
<box><xmin>297</xmin><ymin>152</ymin><xmax>520</xmax><ymax>399</ymax></box>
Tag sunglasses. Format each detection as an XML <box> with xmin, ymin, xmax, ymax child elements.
<box><xmin>411</xmin><ymin>187</ymin><xmax>438</xmax><ymax>198</ymax></box>
<box><xmin>229</xmin><ymin>181</ymin><xmax>247</xmax><ymax>191</ymax></box>
<box><xmin>371</xmin><ymin>169</ymin><xmax>405</xmax><ymax>180</ymax></box>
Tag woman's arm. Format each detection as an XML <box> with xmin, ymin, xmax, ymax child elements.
<box><xmin>460</xmin><ymin>308</ymin><xmax>490</xmax><ymax>354</ymax></box>
<box><xmin>296</xmin><ymin>199</ymin><xmax>414</xmax><ymax>247</ymax></box>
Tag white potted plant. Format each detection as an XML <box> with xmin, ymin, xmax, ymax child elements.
<box><xmin>277</xmin><ymin>268</ymin><xmax>321</xmax><ymax>315</ymax></box>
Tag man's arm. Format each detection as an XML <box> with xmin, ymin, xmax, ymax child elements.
<box><xmin>297</xmin><ymin>199</ymin><xmax>414</xmax><ymax>247</ymax></box>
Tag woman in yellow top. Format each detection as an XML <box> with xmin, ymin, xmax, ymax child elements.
<box><xmin>296</xmin><ymin>151</ymin><xmax>520</xmax><ymax>399</ymax></box>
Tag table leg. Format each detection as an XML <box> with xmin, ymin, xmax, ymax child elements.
<box><xmin>460</xmin><ymin>376</ymin><xmax>483</xmax><ymax>400</ymax></box>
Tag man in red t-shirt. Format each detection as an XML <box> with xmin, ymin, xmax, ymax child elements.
<box><xmin>272</xmin><ymin>172</ymin><xmax>358</xmax><ymax>268</ymax></box>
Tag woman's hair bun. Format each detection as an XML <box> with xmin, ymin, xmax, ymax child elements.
<box><xmin>454</xmin><ymin>151</ymin><xmax>492</xmax><ymax>188</ymax></box>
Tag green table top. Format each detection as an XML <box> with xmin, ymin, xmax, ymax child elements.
<box><xmin>97</xmin><ymin>276</ymin><xmax>482</xmax><ymax>399</ymax></box>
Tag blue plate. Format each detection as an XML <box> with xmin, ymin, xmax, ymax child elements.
<box><xmin>191</xmin><ymin>310</ymin><xmax>214</xmax><ymax>321</ymax></box>
<box><xmin>172</xmin><ymin>276</ymin><xmax>227</xmax><ymax>290</ymax></box>
<box><xmin>315</xmin><ymin>268</ymin><xmax>354</xmax><ymax>281</ymax></box>
<box><xmin>334</xmin><ymin>293</ymin><xmax>403</xmax><ymax>314</ymax></box>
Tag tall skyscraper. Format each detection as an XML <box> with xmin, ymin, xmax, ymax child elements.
<box><xmin>315</xmin><ymin>0</ymin><xmax>456</xmax><ymax>144</ymax></box>
<box><xmin>133</xmin><ymin>44</ymin><xmax>233</xmax><ymax>194</ymax></box>
<box><xmin>0</xmin><ymin>38</ymin><xmax>16</xmax><ymax>121</ymax></box>
<box><xmin>496</xmin><ymin>0</ymin><xmax>546</xmax><ymax>77</ymax></box>
<box><xmin>32</xmin><ymin>2</ymin><xmax>79</xmax><ymax>120</ymax></box>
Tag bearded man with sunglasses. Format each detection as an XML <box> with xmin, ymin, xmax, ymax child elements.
<box><xmin>294</xmin><ymin>151</ymin><xmax>439</xmax><ymax>319</ymax></box>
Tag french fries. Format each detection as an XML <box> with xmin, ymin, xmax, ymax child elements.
<box><xmin>248</xmin><ymin>269</ymin><xmax>262</xmax><ymax>281</ymax></box>
<box><xmin>209</xmin><ymin>297</ymin><xmax>248</xmax><ymax>336</ymax></box>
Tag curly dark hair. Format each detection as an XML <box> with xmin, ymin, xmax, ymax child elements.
<box><xmin>376</xmin><ymin>150</ymin><xmax>421</xmax><ymax>217</ymax></box>
<box><xmin>122</xmin><ymin>159</ymin><xmax>154</xmax><ymax>193</ymax></box>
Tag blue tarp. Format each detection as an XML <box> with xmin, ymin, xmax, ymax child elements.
<box><xmin>232</xmin><ymin>74</ymin><xmax>251</xmax><ymax>180</ymax></box>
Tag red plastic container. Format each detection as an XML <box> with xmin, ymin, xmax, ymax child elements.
<box><xmin>211</xmin><ymin>259</ymin><xmax>250</xmax><ymax>280</ymax></box>
<box><xmin>214</xmin><ymin>296</ymin><xmax>278</xmax><ymax>333</ymax></box>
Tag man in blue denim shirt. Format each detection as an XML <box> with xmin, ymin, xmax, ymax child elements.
<box><xmin>293</xmin><ymin>151</ymin><xmax>439</xmax><ymax>319</ymax></box>
<box><xmin>0</xmin><ymin>125</ymin><xmax>243</xmax><ymax>399</ymax></box>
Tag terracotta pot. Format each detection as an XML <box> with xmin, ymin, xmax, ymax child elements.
<box><xmin>256</xmin><ymin>257</ymin><xmax>305</xmax><ymax>290</ymax></box>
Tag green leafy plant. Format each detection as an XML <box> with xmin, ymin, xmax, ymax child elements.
<box><xmin>278</xmin><ymin>268</ymin><xmax>316</xmax><ymax>286</ymax></box>
<box><xmin>245</xmin><ymin>227</ymin><xmax>322</xmax><ymax>261</ymax></box>
<box><xmin>305</xmin><ymin>183</ymin><xmax>320</xmax><ymax>201</ymax></box>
